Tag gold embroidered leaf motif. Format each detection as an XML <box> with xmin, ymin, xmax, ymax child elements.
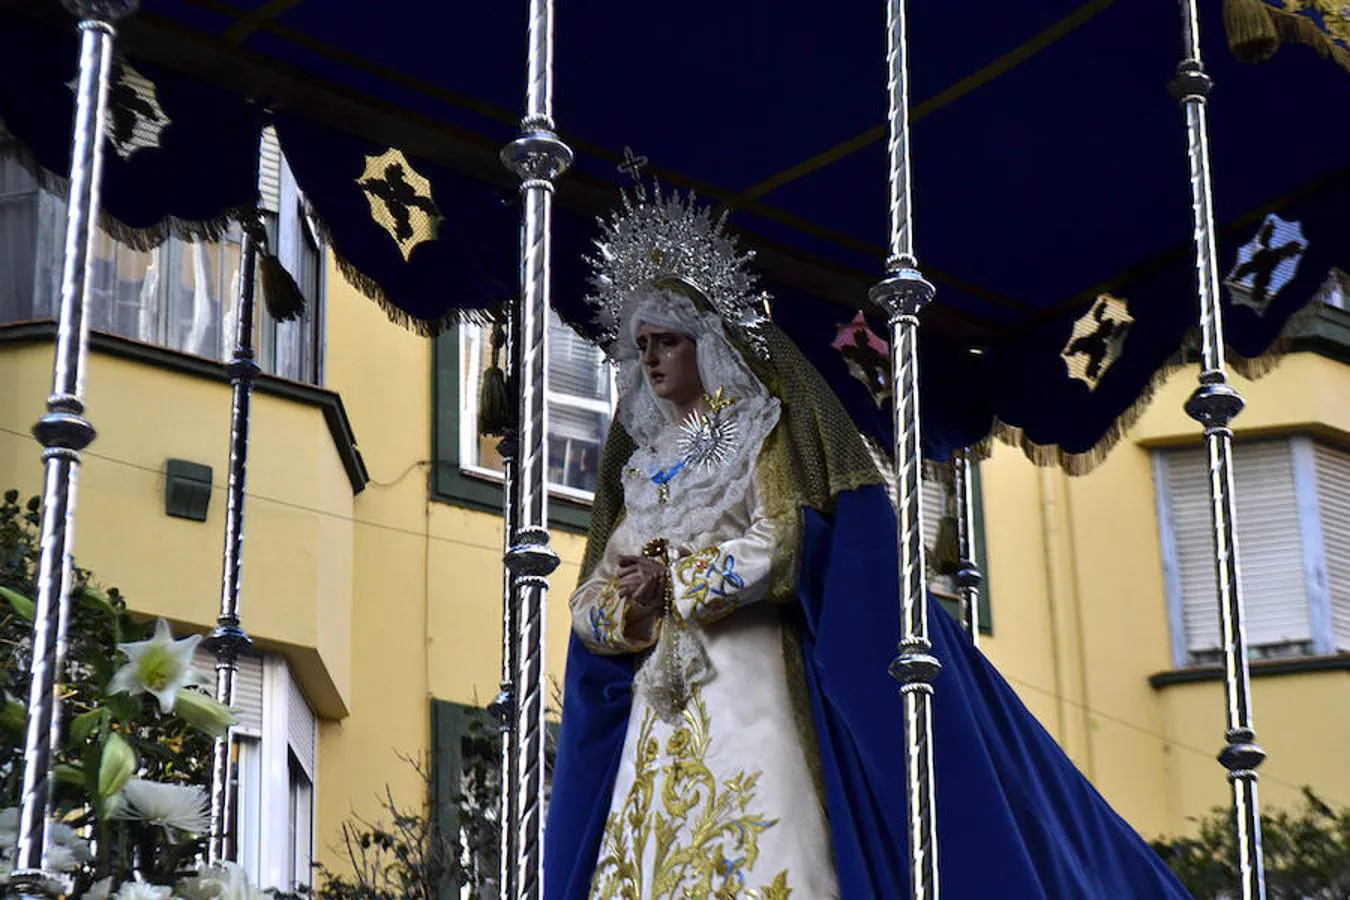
<box><xmin>589</xmin><ymin>580</ymin><xmax>626</xmax><ymax>650</ymax></box>
<box><xmin>592</xmin><ymin>689</ymin><xmax>791</xmax><ymax>899</ymax></box>
<box><xmin>674</xmin><ymin>546</ymin><xmax>746</xmax><ymax>623</ymax></box>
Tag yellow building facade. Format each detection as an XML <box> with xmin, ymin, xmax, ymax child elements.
<box><xmin>1</xmin><ymin>180</ymin><xmax>1348</xmax><ymax>887</ymax></box>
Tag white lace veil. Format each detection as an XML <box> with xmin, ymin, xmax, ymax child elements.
<box><xmin>612</xmin><ymin>286</ymin><xmax>772</xmax><ymax>445</ymax></box>
<box><xmin>611</xmin><ymin>286</ymin><xmax>781</xmax><ymax>547</ymax></box>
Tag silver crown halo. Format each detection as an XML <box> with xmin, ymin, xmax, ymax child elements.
<box><xmin>584</xmin><ymin>181</ymin><xmax>771</xmax><ymax>360</ymax></box>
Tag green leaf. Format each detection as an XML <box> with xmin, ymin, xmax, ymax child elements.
<box><xmin>0</xmin><ymin>585</ymin><xmax>35</xmax><ymax>622</ymax></box>
<box><xmin>53</xmin><ymin>764</ymin><xmax>84</xmax><ymax>787</ymax></box>
<box><xmin>0</xmin><ymin>695</ymin><xmax>25</xmax><ymax>736</ymax></box>
<box><xmin>90</xmin><ymin>651</ymin><xmax>113</xmax><ymax>690</ymax></box>
<box><xmin>78</xmin><ymin>584</ymin><xmax>117</xmax><ymax>617</ymax></box>
<box><xmin>70</xmin><ymin>707</ymin><xmax>106</xmax><ymax>743</ymax></box>
<box><xmin>105</xmin><ymin>691</ymin><xmax>140</xmax><ymax>724</ymax></box>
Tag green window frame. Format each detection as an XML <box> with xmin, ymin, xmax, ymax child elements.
<box><xmin>431</xmin><ymin>327</ymin><xmax>595</xmax><ymax>534</ymax></box>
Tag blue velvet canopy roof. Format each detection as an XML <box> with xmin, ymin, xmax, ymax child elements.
<box><xmin>0</xmin><ymin>0</ymin><xmax>1346</xmax><ymax>469</ymax></box>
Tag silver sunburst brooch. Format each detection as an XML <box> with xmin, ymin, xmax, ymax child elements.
<box><xmin>677</xmin><ymin>387</ymin><xmax>740</xmax><ymax>470</ymax></box>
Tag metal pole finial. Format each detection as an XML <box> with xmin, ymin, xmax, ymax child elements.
<box><xmin>1171</xmin><ymin>1</ymin><xmax>1267</xmax><ymax>896</ymax></box>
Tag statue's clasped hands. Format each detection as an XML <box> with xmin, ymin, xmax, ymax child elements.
<box><xmin>617</xmin><ymin>554</ymin><xmax>667</xmax><ymax>616</ymax></box>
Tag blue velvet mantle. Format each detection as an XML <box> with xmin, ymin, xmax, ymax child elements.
<box><xmin>545</xmin><ymin>485</ymin><xmax>1191</xmax><ymax>898</ymax></box>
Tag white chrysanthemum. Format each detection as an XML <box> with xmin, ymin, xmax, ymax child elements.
<box><xmin>177</xmin><ymin>861</ymin><xmax>266</xmax><ymax>900</ymax></box>
<box><xmin>85</xmin><ymin>877</ymin><xmax>114</xmax><ymax>900</ymax></box>
<box><xmin>0</xmin><ymin>810</ymin><xmax>90</xmax><ymax>874</ymax></box>
<box><xmin>108</xmin><ymin>619</ymin><xmax>210</xmax><ymax>713</ymax></box>
<box><xmin>114</xmin><ymin>882</ymin><xmax>176</xmax><ymax>900</ymax></box>
<box><xmin>46</xmin><ymin>838</ymin><xmax>91</xmax><ymax>873</ymax></box>
<box><xmin>113</xmin><ymin>779</ymin><xmax>210</xmax><ymax>836</ymax></box>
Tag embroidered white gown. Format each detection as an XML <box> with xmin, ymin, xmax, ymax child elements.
<box><xmin>568</xmin><ymin>421</ymin><xmax>841</xmax><ymax>900</ymax></box>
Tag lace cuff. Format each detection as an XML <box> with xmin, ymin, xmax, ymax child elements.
<box><xmin>572</xmin><ymin>575</ymin><xmax>660</xmax><ymax>655</ymax></box>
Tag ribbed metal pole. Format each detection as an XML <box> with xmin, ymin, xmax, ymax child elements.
<box><xmin>9</xmin><ymin>5</ymin><xmax>134</xmax><ymax>897</ymax></box>
<box><xmin>1170</xmin><ymin>4</ymin><xmax>1266</xmax><ymax>897</ymax></box>
<box><xmin>951</xmin><ymin>451</ymin><xmax>982</xmax><ymax>644</ymax></box>
<box><xmin>868</xmin><ymin>0</ymin><xmax>940</xmax><ymax>896</ymax></box>
<box><xmin>489</xmin><ymin>313</ymin><xmax>520</xmax><ymax>900</ymax></box>
<box><xmin>500</xmin><ymin>0</ymin><xmax>571</xmax><ymax>894</ymax></box>
<box><xmin>206</xmin><ymin>227</ymin><xmax>260</xmax><ymax>865</ymax></box>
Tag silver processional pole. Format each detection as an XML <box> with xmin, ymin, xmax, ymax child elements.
<box><xmin>490</xmin><ymin>311</ymin><xmax>521</xmax><ymax>900</ymax></box>
<box><xmin>868</xmin><ymin>0</ymin><xmax>941</xmax><ymax>897</ymax></box>
<box><xmin>950</xmin><ymin>451</ymin><xmax>982</xmax><ymax>644</ymax></box>
<box><xmin>1171</xmin><ymin>3</ymin><xmax>1267</xmax><ymax>897</ymax></box>
<box><xmin>9</xmin><ymin>3</ymin><xmax>135</xmax><ymax>897</ymax></box>
<box><xmin>500</xmin><ymin>0</ymin><xmax>571</xmax><ymax>893</ymax></box>
<box><xmin>206</xmin><ymin>222</ymin><xmax>262</xmax><ymax>864</ymax></box>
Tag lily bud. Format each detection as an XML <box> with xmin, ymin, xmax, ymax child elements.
<box><xmin>174</xmin><ymin>689</ymin><xmax>239</xmax><ymax>738</ymax></box>
<box><xmin>98</xmin><ymin>732</ymin><xmax>137</xmax><ymax>803</ymax></box>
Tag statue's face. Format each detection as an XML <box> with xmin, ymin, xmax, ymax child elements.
<box><xmin>636</xmin><ymin>323</ymin><xmax>704</xmax><ymax>409</ymax></box>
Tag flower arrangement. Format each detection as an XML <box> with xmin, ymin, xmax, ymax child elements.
<box><xmin>0</xmin><ymin>490</ymin><xmax>267</xmax><ymax>898</ymax></box>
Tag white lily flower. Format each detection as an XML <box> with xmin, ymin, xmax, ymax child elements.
<box><xmin>177</xmin><ymin>861</ymin><xmax>267</xmax><ymax>900</ymax></box>
<box><xmin>114</xmin><ymin>882</ymin><xmax>176</xmax><ymax>900</ymax></box>
<box><xmin>85</xmin><ymin>877</ymin><xmax>115</xmax><ymax>900</ymax></box>
<box><xmin>113</xmin><ymin>779</ymin><xmax>210</xmax><ymax>837</ymax></box>
<box><xmin>108</xmin><ymin>619</ymin><xmax>210</xmax><ymax>713</ymax></box>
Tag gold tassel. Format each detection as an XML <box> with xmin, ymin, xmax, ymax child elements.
<box><xmin>1224</xmin><ymin>0</ymin><xmax>1281</xmax><ymax>62</ymax></box>
<box><xmin>477</xmin><ymin>321</ymin><xmax>514</xmax><ymax>437</ymax></box>
<box><xmin>258</xmin><ymin>251</ymin><xmax>306</xmax><ymax>323</ymax></box>
<box><xmin>933</xmin><ymin>512</ymin><xmax>961</xmax><ymax>577</ymax></box>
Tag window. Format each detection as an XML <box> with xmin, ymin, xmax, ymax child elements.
<box><xmin>0</xmin><ymin>154</ymin><xmax>39</xmax><ymax>323</ymax></box>
<box><xmin>432</xmin><ymin>314</ymin><xmax>611</xmax><ymax>531</ymax></box>
<box><xmin>430</xmin><ymin>699</ymin><xmax>561</xmax><ymax>897</ymax></box>
<box><xmin>867</xmin><ymin>447</ymin><xmax>993</xmax><ymax>633</ymax></box>
<box><xmin>199</xmin><ymin>650</ymin><xmax>317</xmax><ymax>894</ymax></box>
<box><xmin>0</xmin><ymin>129</ymin><xmax>324</xmax><ymax>384</ymax></box>
<box><xmin>459</xmin><ymin>313</ymin><xmax>614</xmax><ymax>499</ymax></box>
<box><xmin>1155</xmin><ymin>437</ymin><xmax>1350</xmax><ymax>667</ymax></box>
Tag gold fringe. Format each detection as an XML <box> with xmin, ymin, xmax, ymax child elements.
<box><xmin>1225</xmin><ymin>0</ymin><xmax>1350</xmax><ymax>74</ymax></box>
<box><xmin>988</xmin><ymin>293</ymin><xmax>1325</xmax><ymax>476</ymax></box>
<box><xmin>309</xmin><ymin>213</ymin><xmax>498</xmax><ymax>337</ymax></box>
<box><xmin>0</xmin><ymin>138</ymin><xmax>248</xmax><ymax>251</ymax></box>
<box><xmin>1225</xmin><ymin>0</ymin><xmax>1283</xmax><ymax>61</ymax></box>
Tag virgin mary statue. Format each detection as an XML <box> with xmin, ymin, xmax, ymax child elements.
<box><xmin>544</xmin><ymin>187</ymin><xmax>1192</xmax><ymax>899</ymax></box>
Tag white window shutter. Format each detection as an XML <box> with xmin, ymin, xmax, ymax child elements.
<box><xmin>286</xmin><ymin>672</ymin><xmax>317</xmax><ymax>781</ymax></box>
<box><xmin>258</xmin><ymin>126</ymin><xmax>282</xmax><ymax>214</ymax></box>
<box><xmin>858</xmin><ymin>440</ymin><xmax>946</xmax><ymax>574</ymax></box>
<box><xmin>193</xmin><ymin>648</ymin><xmax>264</xmax><ymax>735</ymax></box>
<box><xmin>1166</xmin><ymin>441</ymin><xmax>1311</xmax><ymax>656</ymax></box>
<box><xmin>1314</xmin><ymin>442</ymin><xmax>1350</xmax><ymax>651</ymax></box>
<box><xmin>548</xmin><ymin>312</ymin><xmax>608</xmax><ymax>401</ymax></box>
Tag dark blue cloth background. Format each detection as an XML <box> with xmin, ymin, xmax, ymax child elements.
<box><xmin>545</xmin><ymin>485</ymin><xmax>1191</xmax><ymax>899</ymax></box>
<box><xmin>0</xmin><ymin>17</ymin><xmax>261</xmax><ymax>237</ymax></box>
<box><xmin>273</xmin><ymin>114</ymin><xmax>519</xmax><ymax>324</ymax></box>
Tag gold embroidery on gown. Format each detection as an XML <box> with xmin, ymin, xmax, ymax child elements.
<box><xmin>592</xmin><ymin>688</ymin><xmax>792</xmax><ymax>900</ymax></box>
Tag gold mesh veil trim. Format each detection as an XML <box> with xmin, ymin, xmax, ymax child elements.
<box><xmin>579</xmin><ymin>323</ymin><xmax>884</xmax><ymax>582</ymax></box>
